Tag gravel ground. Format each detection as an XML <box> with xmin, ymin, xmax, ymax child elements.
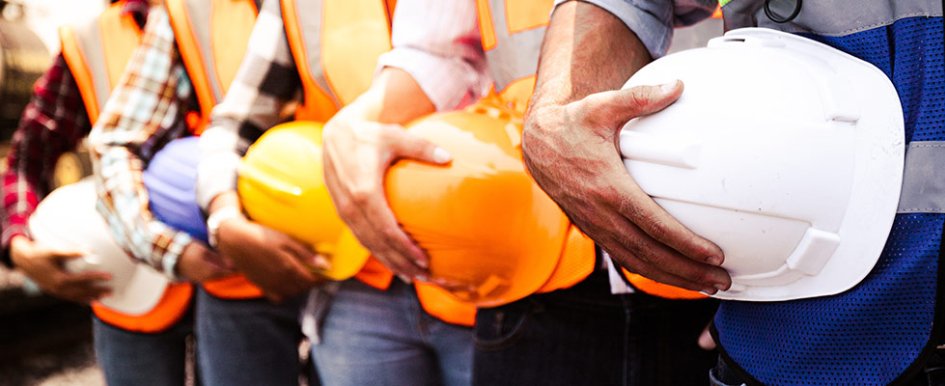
<box><xmin>0</xmin><ymin>339</ymin><xmax>104</xmax><ymax>386</ymax></box>
<box><xmin>0</xmin><ymin>266</ymin><xmax>103</xmax><ymax>386</ymax></box>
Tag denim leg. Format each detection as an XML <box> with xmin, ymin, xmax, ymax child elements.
<box><xmin>473</xmin><ymin>270</ymin><xmax>718</xmax><ymax>386</ymax></box>
<box><xmin>195</xmin><ymin>288</ymin><xmax>304</xmax><ymax>386</ymax></box>
<box><xmin>93</xmin><ymin>313</ymin><xmax>192</xmax><ymax>386</ymax></box>
<box><xmin>312</xmin><ymin>279</ymin><xmax>472</xmax><ymax>386</ymax></box>
<box><xmin>420</xmin><ymin>301</ymin><xmax>474</xmax><ymax>386</ymax></box>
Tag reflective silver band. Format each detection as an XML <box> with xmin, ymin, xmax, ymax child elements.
<box><xmin>181</xmin><ymin>0</ymin><xmax>224</xmax><ymax>104</ymax></box>
<box><xmin>898</xmin><ymin>141</ymin><xmax>945</xmax><ymax>214</ymax></box>
<box><xmin>485</xmin><ymin>0</ymin><xmax>544</xmax><ymax>92</ymax></box>
<box><xmin>724</xmin><ymin>0</ymin><xmax>943</xmax><ymax>36</ymax></box>
<box><xmin>289</xmin><ymin>0</ymin><xmax>340</xmax><ymax>107</ymax></box>
<box><xmin>69</xmin><ymin>20</ymin><xmax>111</xmax><ymax>113</ymax></box>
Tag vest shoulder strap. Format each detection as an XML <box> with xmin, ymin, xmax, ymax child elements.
<box><xmin>166</xmin><ymin>0</ymin><xmax>258</xmax><ymax>131</ymax></box>
<box><xmin>59</xmin><ymin>1</ymin><xmax>142</xmax><ymax>124</ymax></box>
<box><xmin>281</xmin><ymin>0</ymin><xmax>393</xmax><ymax>120</ymax></box>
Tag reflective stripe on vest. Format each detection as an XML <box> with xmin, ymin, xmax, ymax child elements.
<box><xmin>60</xmin><ymin>2</ymin><xmax>195</xmax><ymax>333</ymax></box>
<box><xmin>899</xmin><ymin>141</ymin><xmax>945</xmax><ymax>213</ymax></box>
<box><xmin>166</xmin><ymin>0</ymin><xmax>259</xmax><ymax>133</ymax></box>
<box><xmin>721</xmin><ymin>0</ymin><xmax>943</xmax><ymax>35</ymax></box>
<box><xmin>282</xmin><ymin>0</ymin><xmax>476</xmax><ymax>326</ymax></box>
<box><xmin>166</xmin><ymin>0</ymin><xmax>264</xmax><ymax>300</ymax></box>
<box><xmin>478</xmin><ymin>0</ymin><xmax>713</xmax><ymax>299</ymax></box>
<box><xmin>281</xmin><ymin>0</ymin><xmax>393</xmax><ymax>121</ymax></box>
<box><xmin>59</xmin><ymin>1</ymin><xmax>142</xmax><ymax>123</ymax></box>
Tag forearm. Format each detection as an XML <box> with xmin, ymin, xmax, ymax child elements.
<box><xmin>88</xmin><ymin>8</ymin><xmax>197</xmax><ymax>278</ymax></box>
<box><xmin>341</xmin><ymin>67</ymin><xmax>436</xmax><ymax>125</ymax></box>
<box><xmin>377</xmin><ymin>0</ymin><xmax>488</xmax><ymax>112</ymax></box>
<box><xmin>2</xmin><ymin>55</ymin><xmax>90</xmax><ymax>252</ymax></box>
<box><xmin>94</xmin><ymin>145</ymin><xmax>194</xmax><ymax>278</ymax></box>
<box><xmin>530</xmin><ymin>1</ymin><xmax>653</xmax><ymax>109</ymax></box>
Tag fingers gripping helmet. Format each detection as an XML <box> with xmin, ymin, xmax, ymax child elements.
<box><xmin>237</xmin><ymin>121</ymin><xmax>367</xmax><ymax>280</ymax></box>
<box><xmin>385</xmin><ymin>102</ymin><xmax>571</xmax><ymax>307</ymax></box>
<box><xmin>620</xmin><ymin>28</ymin><xmax>905</xmax><ymax>301</ymax></box>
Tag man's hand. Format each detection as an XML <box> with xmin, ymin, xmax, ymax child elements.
<box><xmin>322</xmin><ymin>110</ymin><xmax>450</xmax><ymax>281</ymax></box>
<box><xmin>10</xmin><ymin>235</ymin><xmax>111</xmax><ymax>304</ymax></box>
<box><xmin>522</xmin><ymin>82</ymin><xmax>731</xmax><ymax>293</ymax></box>
<box><xmin>699</xmin><ymin>323</ymin><xmax>717</xmax><ymax>350</ymax></box>
<box><xmin>216</xmin><ymin>216</ymin><xmax>328</xmax><ymax>303</ymax></box>
<box><xmin>176</xmin><ymin>242</ymin><xmax>234</xmax><ymax>282</ymax></box>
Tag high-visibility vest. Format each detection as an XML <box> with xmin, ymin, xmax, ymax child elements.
<box><xmin>475</xmin><ymin>0</ymin><xmax>708</xmax><ymax>299</ymax></box>
<box><xmin>166</xmin><ymin>0</ymin><xmax>266</xmax><ymax>300</ymax></box>
<box><xmin>281</xmin><ymin>0</ymin><xmax>476</xmax><ymax>326</ymax></box>
<box><xmin>166</xmin><ymin>0</ymin><xmax>258</xmax><ymax>133</ymax></box>
<box><xmin>59</xmin><ymin>1</ymin><xmax>195</xmax><ymax>333</ymax></box>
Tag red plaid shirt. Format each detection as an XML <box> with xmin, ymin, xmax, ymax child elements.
<box><xmin>1</xmin><ymin>1</ymin><xmax>148</xmax><ymax>265</ymax></box>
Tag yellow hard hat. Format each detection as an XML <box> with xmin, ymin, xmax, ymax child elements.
<box><xmin>237</xmin><ymin>121</ymin><xmax>369</xmax><ymax>280</ymax></box>
<box><xmin>386</xmin><ymin>102</ymin><xmax>570</xmax><ymax>307</ymax></box>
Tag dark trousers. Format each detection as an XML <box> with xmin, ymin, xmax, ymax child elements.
<box><xmin>710</xmin><ymin>340</ymin><xmax>945</xmax><ymax>386</ymax></box>
<box><xmin>473</xmin><ymin>269</ymin><xmax>719</xmax><ymax>386</ymax></box>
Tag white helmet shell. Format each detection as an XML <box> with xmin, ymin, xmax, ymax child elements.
<box><xmin>620</xmin><ymin>28</ymin><xmax>905</xmax><ymax>301</ymax></box>
<box><xmin>28</xmin><ymin>179</ymin><xmax>169</xmax><ymax>314</ymax></box>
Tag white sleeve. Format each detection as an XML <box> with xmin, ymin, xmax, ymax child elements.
<box><xmin>377</xmin><ymin>0</ymin><xmax>490</xmax><ymax>112</ymax></box>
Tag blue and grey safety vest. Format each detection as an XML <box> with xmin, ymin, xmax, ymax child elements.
<box><xmin>714</xmin><ymin>1</ymin><xmax>945</xmax><ymax>384</ymax></box>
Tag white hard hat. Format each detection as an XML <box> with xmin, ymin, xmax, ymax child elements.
<box><xmin>620</xmin><ymin>28</ymin><xmax>905</xmax><ymax>301</ymax></box>
<box><xmin>28</xmin><ymin>179</ymin><xmax>169</xmax><ymax>314</ymax></box>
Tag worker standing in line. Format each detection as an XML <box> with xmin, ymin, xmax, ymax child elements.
<box><xmin>196</xmin><ymin>1</ymin><xmax>481</xmax><ymax>384</ymax></box>
<box><xmin>319</xmin><ymin>0</ymin><xmax>719</xmax><ymax>385</ymax></box>
<box><xmin>522</xmin><ymin>0</ymin><xmax>945</xmax><ymax>385</ymax></box>
<box><xmin>88</xmin><ymin>1</ymin><xmax>314</xmax><ymax>384</ymax></box>
<box><xmin>1</xmin><ymin>1</ymin><xmax>224</xmax><ymax>385</ymax></box>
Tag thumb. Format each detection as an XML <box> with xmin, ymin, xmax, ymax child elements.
<box><xmin>48</xmin><ymin>248</ymin><xmax>88</xmax><ymax>262</ymax></box>
<box><xmin>386</xmin><ymin>126</ymin><xmax>452</xmax><ymax>165</ymax></box>
<box><xmin>576</xmin><ymin>80</ymin><xmax>684</xmax><ymax>128</ymax></box>
<box><xmin>698</xmin><ymin>325</ymin><xmax>717</xmax><ymax>350</ymax></box>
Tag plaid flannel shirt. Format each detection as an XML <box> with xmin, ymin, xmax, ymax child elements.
<box><xmin>1</xmin><ymin>0</ymin><xmax>148</xmax><ymax>267</ymax></box>
<box><xmin>89</xmin><ymin>7</ymin><xmax>199</xmax><ymax>279</ymax></box>
<box><xmin>195</xmin><ymin>0</ymin><xmax>303</xmax><ymax>209</ymax></box>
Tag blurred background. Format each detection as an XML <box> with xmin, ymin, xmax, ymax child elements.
<box><xmin>0</xmin><ymin>1</ymin><xmax>109</xmax><ymax>384</ymax></box>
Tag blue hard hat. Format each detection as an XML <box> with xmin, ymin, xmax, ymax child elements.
<box><xmin>143</xmin><ymin>136</ymin><xmax>209</xmax><ymax>243</ymax></box>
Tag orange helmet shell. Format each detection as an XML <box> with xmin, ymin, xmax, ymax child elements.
<box><xmin>386</xmin><ymin>103</ymin><xmax>570</xmax><ymax>307</ymax></box>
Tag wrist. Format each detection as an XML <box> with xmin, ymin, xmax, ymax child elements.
<box><xmin>9</xmin><ymin>235</ymin><xmax>32</xmax><ymax>266</ymax></box>
<box><xmin>207</xmin><ymin>206</ymin><xmax>245</xmax><ymax>248</ymax></box>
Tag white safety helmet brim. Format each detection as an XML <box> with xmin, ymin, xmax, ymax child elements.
<box><xmin>620</xmin><ymin>28</ymin><xmax>904</xmax><ymax>301</ymax></box>
<box><xmin>28</xmin><ymin>179</ymin><xmax>168</xmax><ymax>314</ymax></box>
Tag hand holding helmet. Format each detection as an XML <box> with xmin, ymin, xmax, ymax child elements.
<box><xmin>10</xmin><ymin>235</ymin><xmax>111</xmax><ymax>304</ymax></box>
<box><xmin>522</xmin><ymin>82</ymin><xmax>731</xmax><ymax>294</ymax></box>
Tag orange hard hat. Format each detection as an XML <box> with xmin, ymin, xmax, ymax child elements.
<box><xmin>385</xmin><ymin>102</ymin><xmax>570</xmax><ymax>307</ymax></box>
<box><xmin>237</xmin><ymin>121</ymin><xmax>368</xmax><ymax>280</ymax></box>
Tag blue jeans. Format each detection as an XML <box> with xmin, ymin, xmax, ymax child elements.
<box><xmin>473</xmin><ymin>269</ymin><xmax>719</xmax><ymax>386</ymax></box>
<box><xmin>93</xmin><ymin>312</ymin><xmax>193</xmax><ymax>386</ymax></box>
<box><xmin>312</xmin><ymin>279</ymin><xmax>473</xmax><ymax>386</ymax></box>
<box><xmin>195</xmin><ymin>288</ymin><xmax>307</xmax><ymax>386</ymax></box>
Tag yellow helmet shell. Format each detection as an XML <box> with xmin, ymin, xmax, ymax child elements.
<box><xmin>238</xmin><ymin>121</ymin><xmax>368</xmax><ymax>280</ymax></box>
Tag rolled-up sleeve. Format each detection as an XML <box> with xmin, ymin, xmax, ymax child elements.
<box><xmin>377</xmin><ymin>0</ymin><xmax>489</xmax><ymax>112</ymax></box>
<box><xmin>555</xmin><ymin>0</ymin><xmax>717</xmax><ymax>59</ymax></box>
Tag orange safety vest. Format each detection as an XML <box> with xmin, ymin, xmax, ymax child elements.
<box><xmin>59</xmin><ymin>1</ymin><xmax>195</xmax><ymax>333</ymax></box>
<box><xmin>476</xmin><ymin>0</ymin><xmax>714</xmax><ymax>299</ymax></box>
<box><xmin>166</xmin><ymin>0</ymin><xmax>266</xmax><ymax>300</ymax></box>
<box><xmin>282</xmin><ymin>0</ymin><xmax>476</xmax><ymax>326</ymax></box>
